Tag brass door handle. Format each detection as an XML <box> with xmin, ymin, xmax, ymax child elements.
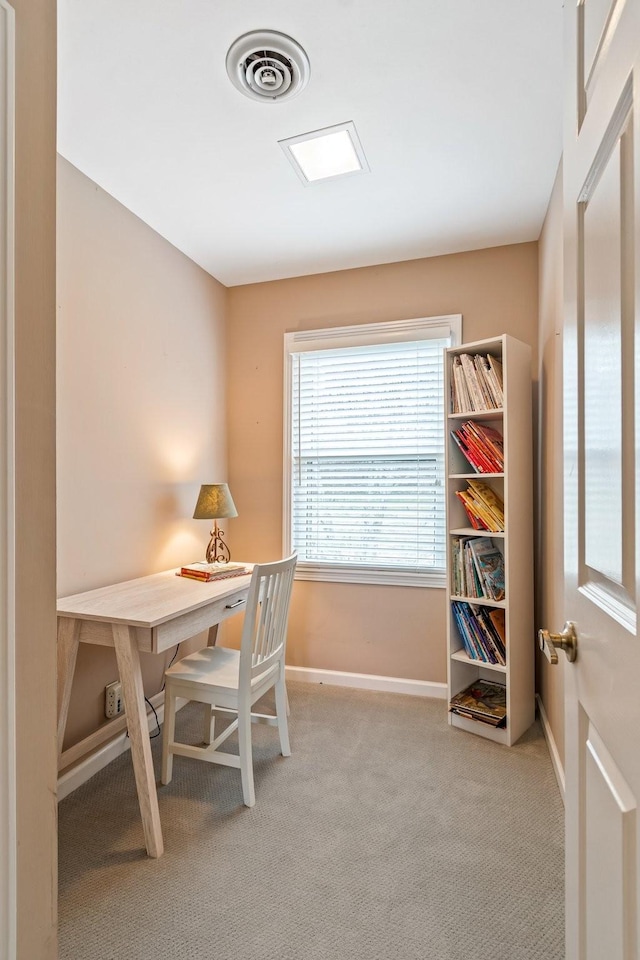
<box><xmin>538</xmin><ymin>622</ymin><xmax>578</xmax><ymax>664</ymax></box>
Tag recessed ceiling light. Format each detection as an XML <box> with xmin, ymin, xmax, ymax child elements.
<box><xmin>279</xmin><ymin>121</ymin><xmax>370</xmax><ymax>185</ymax></box>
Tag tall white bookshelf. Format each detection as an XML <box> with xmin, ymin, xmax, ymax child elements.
<box><xmin>445</xmin><ymin>335</ymin><xmax>534</xmax><ymax>746</ymax></box>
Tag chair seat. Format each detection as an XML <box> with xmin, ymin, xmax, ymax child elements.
<box><xmin>165</xmin><ymin>645</ymin><xmax>278</xmax><ymax>693</ymax></box>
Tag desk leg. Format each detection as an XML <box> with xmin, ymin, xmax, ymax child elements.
<box><xmin>112</xmin><ymin>623</ymin><xmax>164</xmax><ymax>859</ymax></box>
<box><xmin>202</xmin><ymin>625</ymin><xmax>219</xmax><ymax>744</ymax></box>
<box><xmin>57</xmin><ymin>617</ymin><xmax>81</xmax><ymax>759</ymax></box>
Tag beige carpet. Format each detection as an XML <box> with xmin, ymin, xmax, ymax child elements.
<box><xmin>58</xmin><ymin>682</ymin><xmax>564</xmax><ymax>960</ymax></box>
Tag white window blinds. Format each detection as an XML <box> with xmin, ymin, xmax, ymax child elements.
<box><xmin>284</xmin><ymin>317</ymin><xmax>460</xmax><ymax>586</ymax></box>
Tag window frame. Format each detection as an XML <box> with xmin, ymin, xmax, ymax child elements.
<box><xmin>283</xmin><ymin>314</ymin><xmax>462</xmax><ymax>587</ymax></box>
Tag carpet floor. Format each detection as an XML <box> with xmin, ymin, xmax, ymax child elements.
<box><xmin>58</xmin><ymin>682</ymin><xmax>564</xmax><ymax>960</ymax></box>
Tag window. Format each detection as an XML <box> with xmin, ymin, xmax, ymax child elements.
<box><xmin>283</xmin><ymin>315</ymin><xmax>461</xmax><ymax>586</ymax></box>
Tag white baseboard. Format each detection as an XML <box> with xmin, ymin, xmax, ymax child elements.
<box><xmin>536</xmin><ymin>693</ymin><xmax>565</xmax><ymax>803</ymax></box>
<box><xmin>285</xmin><ymin>665</ymin><xmax>447</xmax><ymax>699</ymax></box>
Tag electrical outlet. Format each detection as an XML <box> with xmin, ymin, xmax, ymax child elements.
<box><xmin>105</xmin><ymin>680</ymin><xmax>124</xmax><ymax>719</ymax></box>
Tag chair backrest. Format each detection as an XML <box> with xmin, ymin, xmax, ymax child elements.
<box><xmin>239</xmin><ymin>553</ymin><xmax>297</xmax><ymax>683</ymax></box>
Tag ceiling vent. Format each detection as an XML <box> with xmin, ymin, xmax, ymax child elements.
<box><xmin>226</xmin><ymin>31</ymin><xmax>310</xmax><ymax>104</ymax></box>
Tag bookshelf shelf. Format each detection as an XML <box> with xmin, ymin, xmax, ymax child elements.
<box><xmin>445</xmin><ymin>335</ymin><xmax>534</xmax><ymax>745</ymax></box>
<box><xmin>450</xmin><ymin>649</ymin><xmax>507</xmax><ymax>674</ymax></box>
<box><xmin>448</xmin><ymin>409</ymin><xmax>504</xmax><ymax>422</ymax></box>
<box><xmin>449</xmin><ymin>527</ymin><xmax>505</xmax><ymax>538</ymax></box>
<box><xmin>449</xmin><ymin>472</ymin><xmax>504</xmax><ymax>480</ymax></box>
<box><xmin>449</xmin><ymin>594</ymin><xmax>506</xmax><ymax>608</ymax></box>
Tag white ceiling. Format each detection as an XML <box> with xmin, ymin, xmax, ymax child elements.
<box><xmin>57</xmin><ymin>1</ymin><xmax>563</xmax><ymax>287</ymax></box>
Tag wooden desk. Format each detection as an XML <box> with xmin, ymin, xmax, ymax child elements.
<box><xmin>57</xmin><ymin>568</ymin><xmax>251</xmax><ymax>857</ymax></box>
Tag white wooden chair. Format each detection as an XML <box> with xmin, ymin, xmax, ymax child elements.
<box><xmin>161</xmin><ymin>553</ymin><xmax>297</xmax><ymax>807</ymax></box>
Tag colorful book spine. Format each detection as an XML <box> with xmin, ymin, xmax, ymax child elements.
<box><xmin>451</xmin><ymin>600</ymin><xmax>506</xmax><ymax>665</ymax></box>
<box><xmin>455</xmin><ymin>486</ymin><xmax>504</xmax><ymax>532</ymax></box>
<box><xmin>460</xmin><ymin>421</ymin><xmax>504</xmax><ymax>471</ymax></box>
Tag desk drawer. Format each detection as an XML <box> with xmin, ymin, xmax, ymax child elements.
<box><xmin>152</xmin><ymin>586</ymin><xmax>249</xmax><ymax>653</ymax></box>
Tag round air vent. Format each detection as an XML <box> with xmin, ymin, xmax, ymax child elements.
<box><xmin>226</xmin><ymin>30</ymin><xmax>310</xmax><ymax>104</ymax></box>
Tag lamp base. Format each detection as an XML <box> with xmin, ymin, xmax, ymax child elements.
<box><xmin>205</xmin><ymin>522</ymin><xmax>231</xmax><ymax>564</ymax></box>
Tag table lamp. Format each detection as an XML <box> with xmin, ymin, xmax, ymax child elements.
<box><xmin>193</xmin><ymin>483</ymin><xmax>238</xmax><ymax>563</ymax></box>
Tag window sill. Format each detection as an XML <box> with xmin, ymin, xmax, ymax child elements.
<box><xmin>293</xmin><ymin>562</ymin><xmax>446</xmax><ymax>588</ymax></box>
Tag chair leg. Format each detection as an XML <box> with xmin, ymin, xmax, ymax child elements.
<box><xmin>275</xmin><ymin>672</ymin><xmax>291</xmax><ymax>757</ymax></box>
<box><xmin>238</xmin><ymin>701</ymin><xmax>255</xmax><ymax>807</ymax></box>
<box><xmin>202</xmin><ymin>703</ymin><xmax>216</xmax><ymax>745</ymax></box>
<box><xmin>161</xmin><ymin>685</ymin><xmax>177</xmax><ymax>785</ymax></box>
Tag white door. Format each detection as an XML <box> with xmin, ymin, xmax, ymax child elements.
<box><xmin>561</xmin><ymin>1</ymin><xmax>640</xmax><ymax>957</ymax></box>
<box><xmin>0</xmin><ymin>2</ymin><xmax>15</xmax><ymax>958</ymax></box>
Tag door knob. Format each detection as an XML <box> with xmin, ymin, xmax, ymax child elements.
<box><xmin>538</xmin><ymin>622</ymin><xmax>578</xmax><ymax>664</ymax></box>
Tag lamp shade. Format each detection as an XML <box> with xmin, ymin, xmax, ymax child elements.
<box><xmin>193</xmin><ymin>483</ymin><xmax>238</xmax><ymax>520</ymax></box>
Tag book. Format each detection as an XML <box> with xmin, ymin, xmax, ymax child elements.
<box><xmin>469</xmin><ymin>537</ymin><xmax>505</xmax><ymax>601</ymax></box>
<box><xmin>459</xmin><ymin>421</ymin><xmax>504</xmax><ymax>472</ymax></box>
<box><xmin>473</xmin><ymin>355</ymin><xmax>497</xmax><ymax>409</ymax></box>
<box><xmin>487</xmin><ymin>355</ymin><xmax>504</xmax><ymax>402</ymax></box>
<box><xmin>451</xmin><ymin>601</ymin><xmax>487</xmax><ymax>661</ymax></box>
<box><xmin>455</xmin><ymin>489</ymin><xmax>488</xmax><ymax>529</ymax></box>
<box><xmin>460</xmin><ymin>354</ymin><xmax>485</xmax><ymax>411</ymax></box>
<box><xmin>455</xmin><ymin>484</ymin><xmax>504</xmax><ymax>532</ymax></box>
<box><xmin>451</xmin><ymin>601</ymin><xmax>491</xmax><ymax>663</ymax></box>
<box><xmin>466</xmin><ymin>479</ymin><xmax>505</xmax><ymax>530</ymax></box>
<box><xmin>488</xmin><ymin>608</ymin><xmax>506</xmax><ymax>643</ymax></box>
<box><xmin>477</xmin><ymin>550</ymin><xmax>505</xmax><ymax>601</ymax></box>
<box><xmin>452</xmin><ymin>355</ymin><xmax>473</xmax><ymax>413</ymax></box>
<box><xmin>472</xmin><ymin>604</ymin><xmax>506</xmax><ymax>664</ymax></box>
<box><xmin>451</xmin><ymin>536</ymin><xmax>488</xmax><ymax>599</ymax></box>
<box><xmin>449</xmin><ymin>678</ymin><xmax>507</xmax><ymax>727</ymax></box>
<box><xmin>451</xmin><ymin>600</ymin><xmax>506</xmax><ymax>665</ymax></box>
<box><xmin>450</xmin><ymin>353</ymin><xmax>503</xmax><ymax>414</ymax></box>
<box><xmin>178</xmin><ymin>562</ymin><xmax>248</xmax><ymax>582</ymax></box>
<box><xmin>450</xmin><ymin>429</ymin><xmax>495</xmax><ymax>474</ymax></box>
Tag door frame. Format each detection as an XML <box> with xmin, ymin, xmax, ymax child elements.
<box><xmin>0</xmin><ymin>2</ymin><xmax>16</xmax><ymax>957</ymax></box>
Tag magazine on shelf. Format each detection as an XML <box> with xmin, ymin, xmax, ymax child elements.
<box><xmin>449</xmin><ymin>678</ymin><xmax>507</xmax><ymax>727</ymax></box>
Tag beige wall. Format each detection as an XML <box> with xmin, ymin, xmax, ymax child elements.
<box><xmin>57</xmin><ymin>158</ymin><xmax>229</xmax><ymax>749</ymax></box>
<box><xmin>536</xmin><ymin>162</ymin><xmax>565</xmax><ymax>767</ymax></box>
<box><xmin>11</xmin><ymin>0</ymin><xmax>58</xmax><ymax>956</ymax></box>
<box><xmin>227</xmin><ymin>243</ymin><xmax>538</xmax><ymax>682</ymax></box>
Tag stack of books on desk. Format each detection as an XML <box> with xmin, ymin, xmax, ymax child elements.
<box><xmin>178</xmin><ymin>562</ymin><xmax>248</xmax><ymax>583</ymax></box>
